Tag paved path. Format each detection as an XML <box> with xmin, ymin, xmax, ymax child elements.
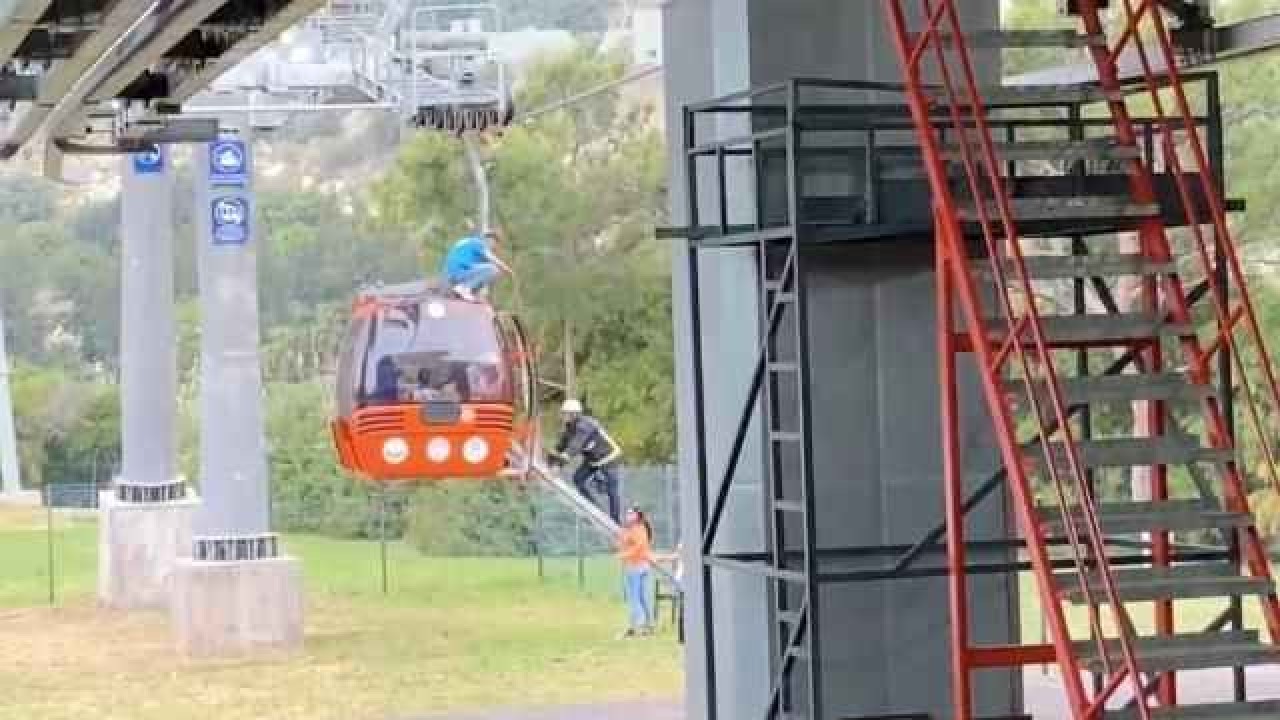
<box><xmin>402</xmin><ymin>700</ymin><xmax>683</xmax><ymax>720</ymax></box>
<box><xmin>1025</xmin><ymin>666</ymin><xmax>1280</xmax><ymax>719</ymax></box>
<box><xmin>402</xmin><ymin>667</ymin><xmax>1280</xmax><ymax>720</ymax></box>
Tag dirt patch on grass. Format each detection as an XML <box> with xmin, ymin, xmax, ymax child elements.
<box><xmin>0</xmin><ymin>592</ymin><xmax>682</xmax><ymax>720</ymax></box>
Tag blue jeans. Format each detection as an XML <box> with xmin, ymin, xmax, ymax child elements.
<box><xmin>447</xmin><ymin>262</ymin><xmax>498</xmax><ymax>292</ymax></box>
<box><xmin>624</xmin><ymin>567</ymin><xmax>652</xmax><ymax>631</ymax></box>
<box><xmin>573</xmin><ymin>462</ymin><xmax>621</xmax><ymax>523</ymax></box>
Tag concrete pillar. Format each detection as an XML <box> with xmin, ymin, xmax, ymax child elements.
<box><xmin>98</xmin><ymin>147</ymin><xmax>197</xmax><ymax>610</ymax></box>
<box><xmin>666</xmin><ymin>1</ymin><xmax>772</xmax><ymax>719</ymax></box>
<box><xmin>171</xmin><ymin>135</ymin><xmax>302</xmax><ymax>657</ymax></box>
<box><xmin>0</xmin><ymin>300</ymin><xmax>24</xmax><ymax>499</ymax></box>
<box><xmin>119</xmin><ymin>147</ymin><xmax>179</xmax><ymax>498</ymax></box>
<box><xmin>667</xmin><ymin>2</ymin><xmax>1016</xmax><ymax>719</ymax></box>
<box><xmin>193</xmin><ymin>137</ymin><xmax>270</xmax><ymax>541</ymax></box>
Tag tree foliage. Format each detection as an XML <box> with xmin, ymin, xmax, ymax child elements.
<box><xmin>8</xmin><ymin>364</ymin><xmax>117</xmax><ymax>488</ymax></box>
<box><xmin>404</xmin><ymin>481</ymin><xmax>536</xmax><ymax>555</ymax></box>
<box><xmin>0</xmin><ymin>44</ymin><xmax>672</xmax><ymax>547</ymax></box>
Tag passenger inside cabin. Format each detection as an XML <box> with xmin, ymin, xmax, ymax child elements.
<box><xmin>413</xmin><ymin>366</ymin><xmax>463</xmax><ymax>402</ymax></box>
<box><xmin>368</xmin><ymin>356</ymin><xmax>400</xmax><ymax>405</ymax></box>
<box><xmin>466</xmin><ymin>354</ymin><xmax>506</xmax><ymax>401</ymax></box>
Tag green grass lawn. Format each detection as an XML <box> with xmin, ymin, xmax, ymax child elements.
<box><xmin>0</xmin><ymin>507</ymin><xmax>682</xmax><ymax>720</ymax></box>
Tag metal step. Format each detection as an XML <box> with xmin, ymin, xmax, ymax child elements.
<box><xmin>932</xmin><ymin>83</ymin><xmax>1120</xmax><ymax>108</ymax></box>
<box><xmin>960</xmin><ymin>196</ymin><xmax>1160</xmax><ymax>223</ymax></box>
<box><xmin>1109</xmin><ymin>700</ymin><xmax>1280</xmax><ymax>720</ymax></box>
<box><xmin>1010</xmin><ymin>371</ymin><xmax>1211</xmax><ymax>406</ymax></box>
<box><xmin>1041</xmin><ymin>499</ymin><xmax>1250</xmax><ymax>535</ymax></box>
<box><xmin>1077</xmin><ymin>630</ymin><xmax>1278</xmax><ymax>674</ymax></box>
<box><xmin>1057</xmin><ymin>564</ymin><xmax>1272</xmax><ymax>604</ymax></box>
<box><xmin>987</xmin><ymin>312</ymin><xmax>1193</xmax><ymax>345</ymax></box>
<box><xmin>945</xmin><ymin>138</ymin><xmax>1139</xmax><ymax>164</ymax></box>
<box><xmin>976</xmin><ymin>253</ymin><xmax>1172</xmax><ymax>280</ymax></box>
<box><xmin>1029</xmin><ymin>436</ymin><xmax>1234</xmax><ymax>471</ymax></box>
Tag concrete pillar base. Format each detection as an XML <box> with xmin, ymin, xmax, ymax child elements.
<box><xmin>97</xmin><ymin>490</ymin><xmax>198</xmax><ymax>609</ymax></box>
<box><xmin>170</xmin><ymin>556</ymin><xmax>304</xmax><ymax>658</ymax></box>
<box><xmin>0</xmin><ymin>490</ymin><xmax>41</xmax><ymax>506</ymax></box>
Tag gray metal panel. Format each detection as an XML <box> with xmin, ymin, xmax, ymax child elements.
<box><xmin>803</xmin><ymin>247</ymin><xmax>887</xmax><ymax>708</ymax></box>
<box><xmin>119</xmin><ymin>148</ymin><xmax>178</xmax><ymax>488</ymax></box>
<box><xmin>749</xmin><ymin>2</ymin><xmax>1016</xmax><ymax>718</ymax></box>
<box><xmin>804</xmin><ymin>243</ymin><xmax>1019</xmax><ymax>720</ymax></box>
<box><xmin>193</xmin><ymin>138</ymin><xmax>271</xmax><ymax>537</ymax></box>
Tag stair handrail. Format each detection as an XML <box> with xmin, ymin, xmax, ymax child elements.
<box><xmin>1093</xmin><ymin>0</ymin><xmax>1280</xmax><ymax>504</ymax></box>
<box><xmin>512</xmin><ymin>445</ymin><xmax>682</xmax><ymax>591</ymax></box>
<box><xmin>886</xmin><ymin>3</ymin><xmax>1155</xmax><ymax>717</ymax></box>
<box><xmin>1074</xmin><ymin>0</ymin><xmax>1280</xmax><ymax>649</ymax></box>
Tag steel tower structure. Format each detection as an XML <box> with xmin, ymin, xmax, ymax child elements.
<box><xmin>672</xmin><ymin>1</ymin><xmax>1280</xmax><ymax>718</ymax></box>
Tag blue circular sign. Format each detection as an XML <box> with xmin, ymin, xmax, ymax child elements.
<box><xmin>210</xmin><ymin>140</ymin><xmax>247</xmax><ymax>182</ymax></box>
<box><xmin>211</xmin><ymin>197</ymin><xmax>249</xmax><ymax>246</ymax></box>
<box><xmin>132</xmin><ymin>149</ymin><xmax>163</xmax><ymax>174</ymax></box>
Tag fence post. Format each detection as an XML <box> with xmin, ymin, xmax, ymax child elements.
<box><xmin>44</xmin><ymin>484</ymin><xmax>55</xmax><ymax>606</ymax></box>
<box><xmin>378</xmin><ymin>490</ymin><xmax>389</xmax><ymax>595</ymax></box>
<box><xmin>671</xmin><ymin>464</ymin><xmax>681</xmax><ymax>547</ymax></box>
<box><xmin>575</xmin><ymin>515</ymin><xmax>584</xmax><ymax>591</ymax></box>
<box><xmin>531</xmin><ymin>487</ymin><xmax>544</xmax><ymax>581</ymax></box>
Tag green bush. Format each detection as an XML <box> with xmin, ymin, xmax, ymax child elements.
<box><xmin>404</xmin><ymin>480</ymin><xmax>536</xmax><ymax>556</ymax></box>
<box><xmin>1251</xmin><ymin>487</ymin><xmax>1280</xmax><ymax>543</ymax></box>
<box><xmin>265</xmin><ymin>380</ymin><xmax>406</xmax><ymax>539</ymax></box>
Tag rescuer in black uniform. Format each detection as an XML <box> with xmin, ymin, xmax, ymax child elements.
<box><xmin>548</xmin><ymin>398</ymin><xmax>623</xmax><ymax>523</ymax></box>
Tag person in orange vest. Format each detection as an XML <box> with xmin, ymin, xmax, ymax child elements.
<box><xmin>618</xmin><ymin>506</ymin><xmax>655</xmax><ymax>638</ymax></box>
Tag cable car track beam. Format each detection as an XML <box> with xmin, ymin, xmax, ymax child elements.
<box><xmin>463</xmin><ymin>133</ymin><xmax>491</xmax><ymax>231</ymax></box>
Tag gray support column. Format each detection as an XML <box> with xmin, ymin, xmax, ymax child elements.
<box><xmin>667</xmin><ymin>1</ymin><xmax>770</xmax><ymax>719</ymax></box>
<box><xmin>98</xmin><ymin>147</ymin><xmax>197</xmax><ymax>610</ymax></box>
<box><xmin>118</xmin><ymin>148</ymin><xmax>181</xmax><ymax>501</ymax></box>
<box><xmin>0</xmin><ymin>300</ymin><xmax>21</xmax><ymax>497</ymax></box>
<box><xmin>192</xmin><ymin>136</ymin><xmax>272</xmax><ymax>550</ymax></box>
<box><xmin>171</xmin><ymin>134</ymin><xmax>302</xmax><ymax>657</ymax></box>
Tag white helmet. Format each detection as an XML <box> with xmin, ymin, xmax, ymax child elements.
<box><xmin>561</xmin><ymin>398</ymin><xmax>583</xmax><ymax>414</ymax></box>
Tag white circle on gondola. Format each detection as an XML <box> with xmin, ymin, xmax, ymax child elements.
<box><xmin>462</xmin><ymin>436</ymin><xmax>489</xmax><ymax>464</ymax></box>
<box><xmin>426</xmin><ymin>437</ymin><xmax>451</xmax><ymax>463</ymax></box>
<box><xmin>382</xmin><ymin>437</ymin><xmax>410</xmax><ymax>464</ymax></box>
<box><xmin>426</xmin><ymin>301</ymin><xmax>446</xmax><ymax>319</ymax></box>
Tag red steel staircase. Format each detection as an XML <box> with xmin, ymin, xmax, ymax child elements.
<box><xmin>885</xmin><ymin>1</ymin><xmax>1280</xmax><ymax>718</ymax></box>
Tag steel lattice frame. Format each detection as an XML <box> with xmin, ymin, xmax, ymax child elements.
<box><xmin>674</xmin><ymin>59</ymin><xmax>1257</xmax><ymax>720</ymax></box>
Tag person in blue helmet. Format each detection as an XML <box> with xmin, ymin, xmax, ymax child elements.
<box><xmin>441</xmin><ymin>227</ymin><xmax>512</xmax><ymax>302</ymax></box>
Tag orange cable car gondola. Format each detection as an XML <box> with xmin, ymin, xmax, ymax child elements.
<box><xmin>331</xmin><ymin>280</ymin><xmax>538</xmax><ymax>482</ymax></box>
